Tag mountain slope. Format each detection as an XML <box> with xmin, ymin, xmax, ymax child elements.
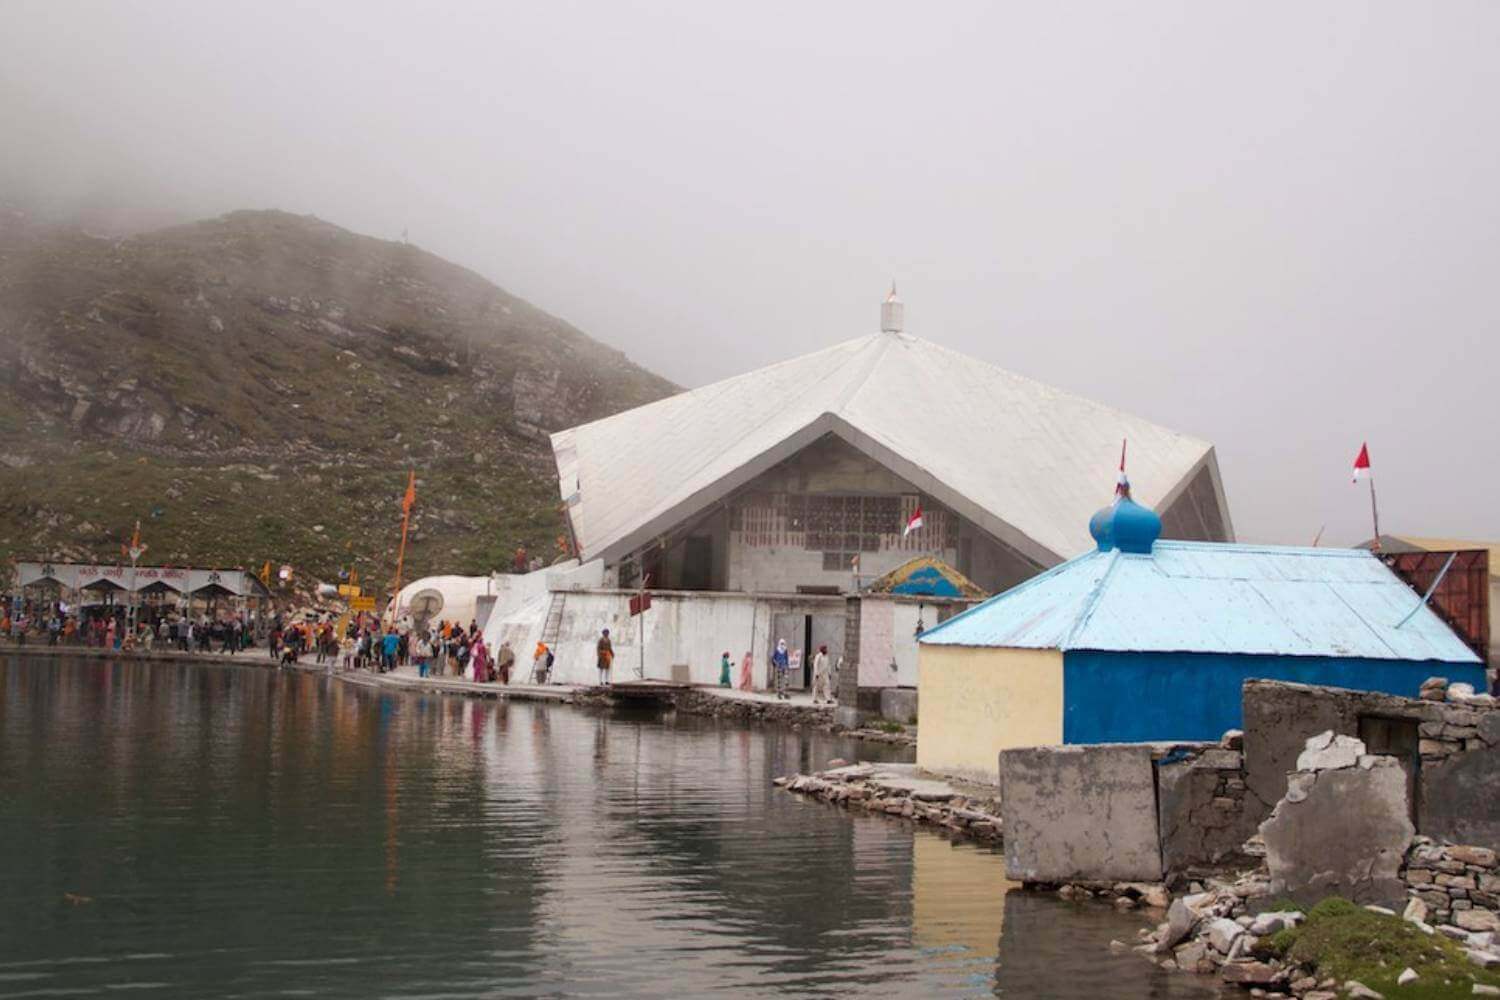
<box><xmin>0</xmin><ymin>208</ymin><xmax>676</xmax><ymax>592</ymax></box>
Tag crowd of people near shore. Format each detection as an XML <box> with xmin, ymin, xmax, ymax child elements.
<box><xmin>0</xmin><ymin>599</ymin><xmax>256</xmax><ymax>653</ymax></box>
<box><xmin>2</xmin><ymin>596</ymin><xmax>840</xmax><ymax>699</ymax></box>
<box><xmin>274</xmin><ymin>616</ymin><xmax>549</xmax><ymax>687</ymax></box>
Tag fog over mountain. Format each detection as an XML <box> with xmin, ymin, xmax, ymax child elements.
<box><xmin>4</xmin><ymin>1</ymin><xmax>1497</xmax><ymax>545</ymax></box>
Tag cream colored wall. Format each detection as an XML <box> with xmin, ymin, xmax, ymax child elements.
<box><xmin>916</xmin><ymin>645</ymin><xmax>1064</xmax><ymax>785</ymax></box>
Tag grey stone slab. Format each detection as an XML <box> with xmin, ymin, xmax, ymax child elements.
<box><xmin>1000</xmin><ymin>744</ymin><xmax>1163</xmax><ymax>883</ymax></box>
<box><xmin>1260</xmin><ymin>756</ymin><xmax>1414</xmax><ymax>908</ymax></box>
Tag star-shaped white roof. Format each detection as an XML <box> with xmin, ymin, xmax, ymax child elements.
<box><xmin>552</xmin><ymin>331</ymin><xmax>1230</xmax><ymax>567</ymax></box>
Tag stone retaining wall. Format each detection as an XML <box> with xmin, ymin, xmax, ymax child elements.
<box><xmin>1403</xmin><ymin>840</ymin><xmax>1500</xmax><ymax>934</ymax></box>
<box><xmin>1157</xmin><ymin>732</ymin><xmax>1257</xmax><ymax>876</ymax></box>
<box><xmin>774</xmin><ymin>763</ymin><xmax>1003</xmax><ymax>843</ymax></box>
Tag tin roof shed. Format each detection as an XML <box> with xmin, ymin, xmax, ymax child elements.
<box><xmin>919</xmin><ymin>541</ymin><xmax>1482</xmax><ymax>664</ymax></box>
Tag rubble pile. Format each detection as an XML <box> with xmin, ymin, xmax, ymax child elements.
<box><xmin>774</xmin><ymin>763</ymin><xmax>1002</xmax><ymax>842</ymax></box>
<box><xmin>1126</xmin><ymin>842</ymin><xmax>1500</xmax><ymax>995</ymax></box>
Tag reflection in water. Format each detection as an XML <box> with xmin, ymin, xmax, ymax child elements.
<box><xmin>0</xmin><ymin>657</ymin><xmax>1218</xmax><ymax>998</ymax></box>
<box><xmin>912</xmin><ymin>833</ymin><xmax>1017</xmax><ymax>988</ymax></box>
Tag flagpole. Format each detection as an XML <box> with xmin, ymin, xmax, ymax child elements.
<box><xmin>1368</xmin><ymin>475</ymin><xmax>1381</xmax><ymax>552</ymax></box>
<box><xmin>391</xmin><ymin>471</ymin><xmax>415</xmax><ymax>623</ymax></box>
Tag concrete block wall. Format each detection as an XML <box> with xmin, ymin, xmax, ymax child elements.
<box><xmin>999</xmin><ymin>740</ymin><xmax>1247</xmax><ymax>883</ymax></box>
<box><xmin>999</xmin><ymin>744</ymin><xmax>1169</xmax><ymax>883</ymax></box>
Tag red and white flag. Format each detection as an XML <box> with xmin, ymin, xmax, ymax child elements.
<box><xmin>1352</xmin><ymin>443</ymin><xmax>1371</xmax><ymax>484</ymax></box>
<box><xmin>903</xmin><ymin>506</ymin><xmax>924</xmax><ymax>538</ymax></box>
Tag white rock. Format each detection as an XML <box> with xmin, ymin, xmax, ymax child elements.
<box><xmin>1284</xmin><ymin>771</ymin><xmax>1316</xmax><ymax>803</ymax></box>
<box><xmin>1467</xmin><ymin>948</ymin><xmax>1500</xmax><ymax>969</ymax></box>
<box><xmin>1364</xmin><ymin>904</ymin><xmax>1397</xmax><ymax>916</ymax></box>
<box><xmin>1404</xmin><ymin>897</ymin><xmax>1429</xmax><ymax>924</ymax></box>
<box><xmin>1344</xmin><ymin>981</ymin><xmax>1384</xmax><ymax>999</ymax></box>
<box><xmin>1469</xmin><ymin>932</ymin><xmax>1496</xmax><ymax>950</ymax></box>
<box><xmin>1205</xmin><ymin>917</ymin><xmax>1245</xmax><ymax>954</ymax></box>
<box><xmin>1474</xmin><ymin>984</ymin><xmax>1500</xmax><ymax>996</ymax></box>
<box><xmin>1397</xmin><ymin>968</ymin><xmax>1418</xmax><ymax>986</ymax></box>
<box><xmin>1249</xmin><ymin>911</ymin><xmax>1302</xmax><ymax>936</ymax></box>
<box><xmin>1448</xmin><ymin>682</ymin><xmax>1477</xmax><ymax>701</ymax></box>
<box><xmin>1296</xmin><ymin>730</ymin><xmax>1366</xmax><ymax>771</ymax></box>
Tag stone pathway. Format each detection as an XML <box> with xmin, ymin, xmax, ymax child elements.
<box><xmin>775</xmin><ymin>761</ymin><xmax>1002</xmax><ymax>842</ymax></box>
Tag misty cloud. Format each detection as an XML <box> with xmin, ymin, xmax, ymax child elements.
<box><xmin>3</xmin><ymin>0</ymin><xmax>1496</xmax><ymax>544</ymax></box>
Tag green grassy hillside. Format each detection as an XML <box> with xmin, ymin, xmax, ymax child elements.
<box><xmin>0</xmin><ymin>208</ymin><xmax>676</xmax><ymax>598</ymax></box>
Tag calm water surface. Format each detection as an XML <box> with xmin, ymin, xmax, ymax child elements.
<box><xmin>0</xmin><ymin>656</ymin><xmax>1219</xmax><ymax>998</ymax></box>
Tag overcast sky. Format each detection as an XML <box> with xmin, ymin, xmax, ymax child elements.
<box><xmin>4</xmin><ymin>1</ymin><xmax>1496</xmax><ymax>545</ymax></box>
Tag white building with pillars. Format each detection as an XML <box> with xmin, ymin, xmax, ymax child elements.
<box><xmin>484</xmin><ymin>292</ymin><xmax>1235</xmax><ymax>692</ymax></box>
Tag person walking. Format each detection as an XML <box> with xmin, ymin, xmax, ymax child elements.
<box><xmin>810</xmin><ymin>644</ymin><xmax>832</xmax><ymax>705</ymax></box>
<box><xmin>414</xmin><ymin>633</ymin><xmax>432</xmax><ymax>677</ymax></box>
<box><xmin>772</xmin><ymin>639</ymin><xmax>790</xmax><ymax>701</ymax></box>
<box><xmin>470</xmin><ymin>636</ymin><xmax>490</xmax><ymax>682</ymax></box>
<box><xmin>719</xmin><ymin>651</ymin><xmax>732</xmax><ymax>688</ymax></box>
<box><xmin>531</xmin><ymin>641</ymin><xmax>550</xmax><ymax>684</ymax></box>
<box><xmin>496</xmin><ymin>640</ymin><xmax>515</xmax><ymax>685</ymax></box>
<box><xmin>595</xmin><ymin>628</ymin><xmax>613</xmax><ymax>686</ymax></box>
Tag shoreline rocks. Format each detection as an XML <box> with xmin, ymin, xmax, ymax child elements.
<box><xmin>774</xmin><ymin>762</ymin><xmax>1002</xmax><ymax>843</ymax></box>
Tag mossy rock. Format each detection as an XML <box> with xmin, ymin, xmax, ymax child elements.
<box><xmin>1269</xmin><ymin>896</ymin><xmax>1500</xmax><ymax>999</ymax></box>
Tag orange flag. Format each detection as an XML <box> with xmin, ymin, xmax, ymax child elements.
<box><xmin>401</xmin><ymin>471</ymin><xmax>416</xmax><ymax>515</ymax></box>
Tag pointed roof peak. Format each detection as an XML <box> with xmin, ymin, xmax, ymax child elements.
<box><xmin>880</xmin><ymin>283</ymin><xmax>904</xmax><ymax>332</ymax></box>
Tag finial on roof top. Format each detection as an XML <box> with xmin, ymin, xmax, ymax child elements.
<box><xmin>1090</xmin><ymin>439</ymin><xmax>1162</xmax><ymax>554</ymax></box>
<box><xmin>881</xmin><ymin>282</ymin><xmax>903</xmax><ymax>333</ymax></box>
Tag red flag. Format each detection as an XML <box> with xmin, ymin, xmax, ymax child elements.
<box><xmin>903</xmin><ymin>506</ymin><xmax>924</xmax><ymax>537</ymax></box>
<box><xmin>401</xmin><ymin>471</ymin><xmax>416</xmax><ymax>514</ymax></box>
<box><xmin>1352</xmin><ymin>443</ymin><xmax>1371</xmax><ymax>483</ymax></box>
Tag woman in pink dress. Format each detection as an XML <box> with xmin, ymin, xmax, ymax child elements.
<box><xmin>738</xmin><ymin>651</ymin><xmax>754</xmax><ymax>691</ymax></box>
<box><xmin>470</xmin><ymin>637</ymin><xmax>490</xmax><ymax>682</ymax></box>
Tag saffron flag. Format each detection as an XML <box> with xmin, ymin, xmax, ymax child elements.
<box><xmin>401</xmin><ymin>470</ymin><xmax>416</xmax><ymax>514</ymax></box>
<box><xmin>903</xmin><ymin>507</ymin><xmax>924</xmax><ymax>537</ymax></box>
<box><xmin>1352</xmin><ymin>443</ymin><xmax>1371</xmax><ymax>483</ymax></box>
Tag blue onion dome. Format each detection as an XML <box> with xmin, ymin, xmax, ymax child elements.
<box><xmin>1110</xmin><ymin>497</ymin><xmax>1162</xmax><ymax>554</ymax></box>
<box><xmin>1089</xmin><ymin>506</ymin><xmax>1115</xmax><ymax>552</ymax></box>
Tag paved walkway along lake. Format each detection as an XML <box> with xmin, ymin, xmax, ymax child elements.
<box><xmin>0</xmin><ymin>654</ymin><xmax>1223</xmax><ymax>998</ymax></box>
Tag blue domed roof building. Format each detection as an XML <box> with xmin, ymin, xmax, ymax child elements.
<box><xmin>912</xmin><ymin>474</ymin><xmax>1487</xmax><ymax>784</ymax></box>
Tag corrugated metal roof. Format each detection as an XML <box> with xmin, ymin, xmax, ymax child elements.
<box><xmin>1389</xmin><ymin>537</ymin><xmax>1500</xmax><ymax>580</ymax></box>
<box><xmin>919</xmin><ymin>541</ymin><xmax>1482</xmax><ymax>663</ymax></box>
<box><xmin>553</xmin><ymin>332</ymin><xmax>1228</xmax><ymax>565</ymax></box>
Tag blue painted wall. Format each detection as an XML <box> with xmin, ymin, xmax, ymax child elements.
<box><xmin>1062</xmin><ymin>651</ymin><xmax>1488</xmax><ymax>744</ymax></box>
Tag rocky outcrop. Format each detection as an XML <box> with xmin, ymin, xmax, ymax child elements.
<box><xmin>0</xmin><ymin>209</ymin><xmax>677</xmax><ymax>581</ymax></box>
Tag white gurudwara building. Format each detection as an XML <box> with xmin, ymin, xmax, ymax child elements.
<box><xmin>480</xmin><ymin>291</ymin><xmax>1234</xmax><ymax>692</ymax></box>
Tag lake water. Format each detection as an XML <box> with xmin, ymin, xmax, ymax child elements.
<box><xmin>0</xmin><ymin>656</ymin><xmax>1219</xmax><ymax>998</ymax></box>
